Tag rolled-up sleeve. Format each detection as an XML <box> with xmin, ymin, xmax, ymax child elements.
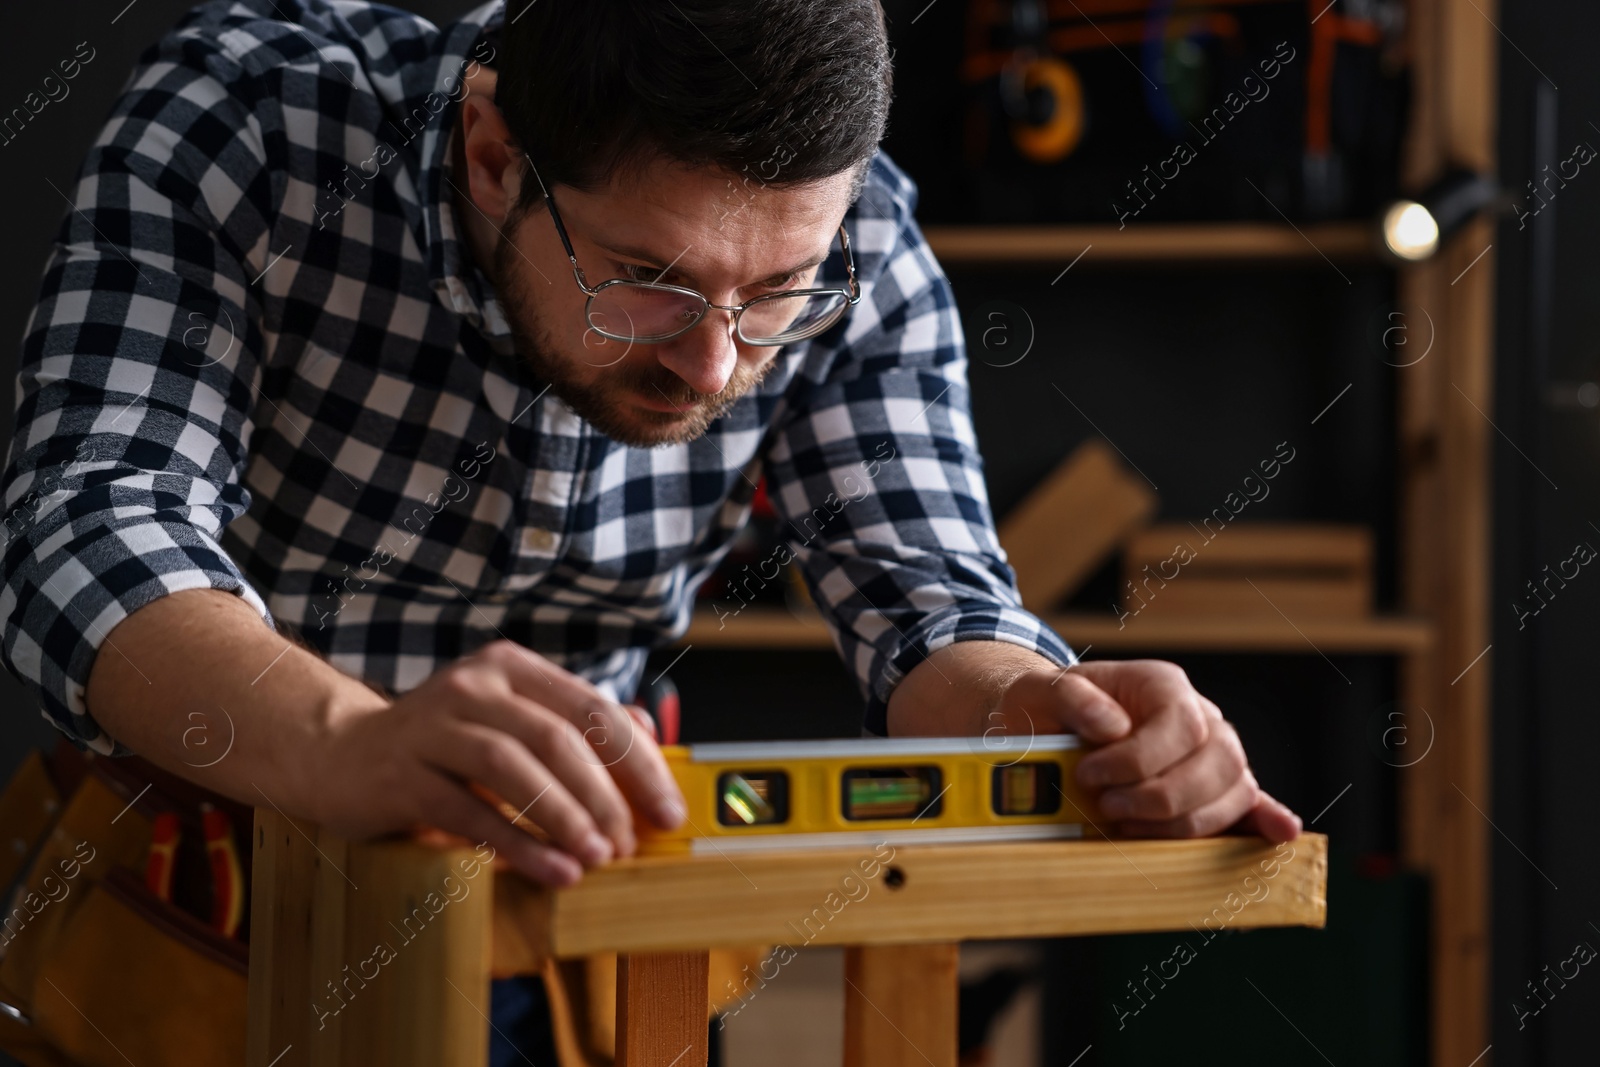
<box><xmin>1</xmin><ymin>35</ymin><xmax>279</xmax><ymax>753</ymax></box>
<box><xmin>765</xmin><ymin>155</ymin><xmax>1077</xmax><ymax>736</ymax></box>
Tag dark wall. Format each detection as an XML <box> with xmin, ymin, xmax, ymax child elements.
<box><xmin>1491</xmin><ymin>4</ymin><xmax>1600</xmax><ymax>1066</ymax></box>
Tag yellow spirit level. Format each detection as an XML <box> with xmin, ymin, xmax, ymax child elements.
<box><xmin>636</xmin><ymin>735</ymin><xmax>1102</xmax><ymax>855</ymax></box>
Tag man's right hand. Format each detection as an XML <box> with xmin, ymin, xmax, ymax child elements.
<box><xmin>305</xmin><ymin>640</ymin><xmax>686</xmax><ymax>887</ymax></box>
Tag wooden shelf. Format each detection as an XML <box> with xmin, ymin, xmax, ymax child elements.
<box><xmin>922</xmin><ymin>220</ymin><xmax>1381</xmax><ymax>265</ymax></box>
<box><xmin>677</xmin><ymin>607</ymin><xmax>1434</xmax><ymax>654</ymax></box>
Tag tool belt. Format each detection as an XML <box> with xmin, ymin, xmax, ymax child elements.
<box><xmin>0</xmin><ymin>740</ymin><xmax>250</xmax><ymax>1066</ymax></box>
<box><xmin>0</xmin><ymin>739</ymin><xmax>754</xmax><ymax>1066</ymax></box>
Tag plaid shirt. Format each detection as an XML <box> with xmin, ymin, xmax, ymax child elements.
<box><xmin>2</xmin><ymin>0</ymin><xmax>1075</xmax><ymax>755</ymax></box>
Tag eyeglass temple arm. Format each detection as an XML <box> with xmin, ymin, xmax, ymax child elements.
<box><xmin>523</xmin><ymin>153</ymin><xmax>596</xmax><ymax>293</ymax></box>
<box><xmin>838</xmin><ymin>224</ymin><xmax>862</xmax><ymax>304</ymax></box>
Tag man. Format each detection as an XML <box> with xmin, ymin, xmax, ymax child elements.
<box><xmin>2</xmin><ymin>0</ymin><xmax>1299</xmax><ymax>1057</ymax></box>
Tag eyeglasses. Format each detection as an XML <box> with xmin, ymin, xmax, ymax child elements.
<box><xmin>529</xmin><ymin>163</ymin><xmax>862</xmax><ymax>347</ymax></box>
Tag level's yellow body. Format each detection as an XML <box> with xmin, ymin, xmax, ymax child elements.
<box><xmin>636</xmin><ymin>735</ymin><xmax>1102</xmax><ymax>856</ymax></box>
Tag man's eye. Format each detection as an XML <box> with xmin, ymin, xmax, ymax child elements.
<box><xmin>620</xmin><ymin>263</ymin><xmax>668</xmax><ymax>283</ymax></box>
<box><xmin>617</xmin><ymin>262</ymin><xmax>800</xmax><ymax>289</ymax></box>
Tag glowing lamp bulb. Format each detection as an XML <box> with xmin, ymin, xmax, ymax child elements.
<box><xmin>1382</xmin><ymin>201</ymin><xmax>1441</xmax><ymax>261</ymax></box>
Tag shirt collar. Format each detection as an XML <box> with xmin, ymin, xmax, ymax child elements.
<box><xmin>416</xmin><ymin>1</ymin><xmax>511</xmax><ymax>338</ymax></box>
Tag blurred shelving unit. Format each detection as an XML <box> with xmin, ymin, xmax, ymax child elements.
<box><xmin>680</xmin><ymin>0</ymin><xmax>1497</xmax><ymax>1061</ymax></box>
<box><xmin>1389</xmin><ymin>3</ymin><xmax>1498</xmax><ymax>1065</ymax></box>
<box><xmin>922</xmin><ymin>220</ymin><xmax>1381</xmax><ymax>264</ymax></box>
<box><xmin>682</xmin><ymin>606</ymin><xmax>1434</xmax><ymax>653</ymax></box>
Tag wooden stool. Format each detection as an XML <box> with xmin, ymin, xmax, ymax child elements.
<box><xmin>245</xmin><ymin>811</ymin><xmax>1327</xmax><ymax>1066</ymax></box>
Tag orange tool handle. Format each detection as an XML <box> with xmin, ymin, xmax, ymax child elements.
<box><xmin>143</xmin><ymin>811</ymin><xmax>182</xmax><ymax>902</ymax></box>
<box><xmin>201</xmin><ymin>803</ymin><xmax>244</xmax><ymax>938</ymax></box>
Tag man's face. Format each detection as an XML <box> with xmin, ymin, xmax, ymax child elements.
<box><xmin>490</xmin><ymin>159</ymin><xmax>857</xmax><ymax>448</ymax></box>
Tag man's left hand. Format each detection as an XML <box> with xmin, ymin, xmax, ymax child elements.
<box><xmin>995</xmin><ymin>660</ymin><xmax>1302</xmax><ymax>842</ymax></box>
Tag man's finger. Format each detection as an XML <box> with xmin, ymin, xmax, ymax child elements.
<box><xmin>559</xmin><ymin>695</ymin><xmax>684</xmax><ymax>830</ymax></box>
<box><xmin>1009</xmin><ymin>668</ymin><xmax>1131</xmax><ymax>742</ymax></box>
<box><xmin>1068</xmin><ymin>659</ymin><xmax>1196</xmax><ymax>722</ymax></box>
<box><xmin>1075</xmin><ymin>691</ymin><xmax>1212</xmax><ymax>790</ymax></box>
<box><xmin>1229</xmin><ymin>790</ymin><xmax>1303</xmax><ymax>843</ymax></box>
<box><xmin>426</xmin><ymin>718</ymin><xmax>617</xmax><ymax>863</ymax></box>
<box><xmin>1095</xmin><ymin>720</ymin><xmax>1248</xmax><ymax>822</ymax></box>
<box><xmin>626</xmin><ymin>704</ymin><xmax>659</xmax><ymax>741</ymax></box>
<box><xmin>1114</xmin><ymin>772</ymin><xmax>1259</xmax><ymax>838</ymax></box>
<box><xmin>412</xmin><ymin>771</ymin><xmax>585</xmax><ymax>887</ymax></box>
<box><xmin>470</xmin><ymin>641</ymin><xmax>685</xmax><ymax>829</ymax></box>
<box><xmin>470</xmin><ymin>639</ymin><xmax>615</xmax><ymax>717</ymax></box>
<box><xmin>451</xmin><ymin>691</ymin><xmax>640</xmax><ymax>854</ymax></box>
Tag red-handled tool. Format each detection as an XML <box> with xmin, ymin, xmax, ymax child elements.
<box><xmin>201</xmin><ymin>802</ymin><xmax>244</xmax><ymax>938</ymax></box>
<box><xmin>143</xmin><ymin>811</ymin><xmax>181</xmax><ymax>902</ymax></box>
<box><xmin>639</xmin><ymin>675</ymin><xmax>681</xmax><ymax>745</ymax></box>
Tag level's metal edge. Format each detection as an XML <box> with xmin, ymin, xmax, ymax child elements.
<box><xmin>687</xmin><ymin>823</ymin><xmax>1084</xmax><ymax>854</ymax></box>
<box><xmin>685</xmin><ymin>734</ymin><xmax>1080</xmax><ymax>763</ymax></box>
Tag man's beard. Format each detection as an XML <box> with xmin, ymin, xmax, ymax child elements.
<box><xmin>492</xmin><ymin>218</ymin><xmax>773</xmax><ymax>448</ymax></box>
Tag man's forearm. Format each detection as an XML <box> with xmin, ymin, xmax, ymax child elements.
<box><xmin>84</xmin><ymin>587</ymin><xmax>388</xmax><ymax>821</ymax></box>
<box><xmin>884</xmin><ymin>640</ymin><xmax>1056</xmax><ymax>736</ymax></box>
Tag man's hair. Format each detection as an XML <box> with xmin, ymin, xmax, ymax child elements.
<box><xmin>497</xmin><ymin>0</ymin><xmax>893</xmax><ymax>210</ymax></box>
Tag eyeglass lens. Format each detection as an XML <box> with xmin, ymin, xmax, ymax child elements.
<box><xmin>588</xmin><ymin>286</ymin><xmax>849</xmax><ymax>345</ymax></box>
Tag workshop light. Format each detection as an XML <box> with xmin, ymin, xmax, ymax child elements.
<box><xmin>1381</xmin><ymin>201</ymin><xmax>1439</xmax><ymax>260</ymax></box>
<box><xmin>1379</xmin><ymin>169</ymin><xmax>1500</xmax><ymax>262</ymax></box>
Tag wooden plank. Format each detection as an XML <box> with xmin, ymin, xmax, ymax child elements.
<box><xmin>1120</xmin><ymin>524</ymin><xmax>1373</xmax><ymax>619</ymax></box>
<box><xmin>999</xmin><ymin>438</ymin><xmax>1158</xmax><ymax>611</ymax></box>
<box><xmin>307</xmin><ymin>827</ymin><xmax>350</xmax><ymax>1067</ymax></box>
<box><xmin>615</xmin><ymin>952</ymin><xmax>710</xmax><ymax>1067</ymax></box>
<box><xmin>1434</xmin><ymin>13</ymin><xmax>1497</xmax><ymax>1067</ymax></box>
<box><xmin>1441</xmin><ymin>0</ymin><xmax>1499</xmax><ymax>172</ymax></box>
<box><xmin>1427</xmin><ymin>216</ymin><xmax>1496</xmax><ymax>1067</ymax></box>
<box><xmin>508</xmin><ymin>834</ymin><xmax>1325</xmax><ymax>959</ymax></box>
<box><xmin>247</xmin><ymin>814</ymin><xmax>494</xmax><ymax>1067</ymax></box>
<box><xmin>489</xmin><ymin>865</ymin><xmax>553</xmax><ymax>979</ymax></box>
<box><xmin>1123</xmin><ymin>523</ymin><xmax>1373</xmax><ymax>569</ymax></box>
<box><xmin>1120</xmin><ymin>577</ymin><xmax>1369</xmax><ymax>620</ymax></box>
<box><xmin>1049</xmin><ymin>611</ymin><xmax>1429</xmax><ymax>651</ymax></box>
<box><xmin>677</xmin><ymin>606</ymin><xmax>1434</xmax><ymax>653</ymax></box>
<box><xmin>844</xmin><ymin>943</ymin><xmax>958</xmax><ymax>1067</ymax></box>
<box><xmin>333</xmin><ymin>839</ymin><xmax>495</xmax><ymax>1067</ymax></box>
<box><xmin>247</xmin><ymin>808</ymin><xmax>317</xmax><ymax>1067</ymax></box>
<box><xmin>922</xmin><ymin>222</ymin><xmax>1378</xmax><ymax>265</ymax></box>
<box><xmin>1396</xmin><ymin>0</ymin><xmax>1498</xmax><ymax>1057</ymax></box>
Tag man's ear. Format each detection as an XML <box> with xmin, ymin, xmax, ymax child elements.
<box><xmin>457</xmin><ymin>87</ymin><xmax>521</xmax><ymax>223</ymax></box>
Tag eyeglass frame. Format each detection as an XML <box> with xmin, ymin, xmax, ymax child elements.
<box><xmin>526</xmin><ymin>158</ymin><xmax>862</xmax><ymax>347</ymax></box>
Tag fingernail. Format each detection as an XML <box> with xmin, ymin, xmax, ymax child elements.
<box><xmin>540</xmin><ymin>854</ymin><xmax>583</xmax><ymax>887</ymax></box>
<box><xmin>1087</xmin><ymin>704</ymin><xmax>1123</xmax><ymax>732</ymax></box>
<box><xmin>627</xmin><ymin>705</ymin><xmax>658</xmax><ymax>740</ymax></box>
<box><xmin>579</xmin><ymin>831</ymin><xmax>612</xmax><ymax>864</ymax></box>
<box><xmin>654</xmin><ymin>796</ymin><xmax>685</xmax><ymax>828</ymax></box>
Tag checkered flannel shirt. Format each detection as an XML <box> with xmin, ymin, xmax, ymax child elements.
<box><xmin>1</xmin><ymin>0</ymin><xmax>1076</xmax><ymax>755</ymax></box>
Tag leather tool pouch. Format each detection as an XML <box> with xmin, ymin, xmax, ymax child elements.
<box><xmin>0</xmin><ymin>741</ymin><xmax>251</xmax><ymax>1067</ymax></box>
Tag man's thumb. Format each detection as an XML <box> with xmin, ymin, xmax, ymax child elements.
<box><xmin>1014</xmin><ymin>668</ymin><xmax>1131</xmax><ymax>742</ymax></box>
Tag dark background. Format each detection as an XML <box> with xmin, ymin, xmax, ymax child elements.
<box><xmin>0</xmin><ymin>1</ymin><xmax>1593</xmax><ymax>1063</ymax></box>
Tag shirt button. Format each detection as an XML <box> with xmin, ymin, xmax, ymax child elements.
<box><xmin>522</xmin><ymin>527</ymin><xmax>556</xmax><ymax>552</ymax></box>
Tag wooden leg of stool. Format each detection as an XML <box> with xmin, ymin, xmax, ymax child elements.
<box><xmin>615</xmin><ymin>952</ymin><xmax>709</xmax><ymax>1067</ymax></box>
<box><xmin>844</xmin><ymin>943</ymin><xmax>958</xmax><ymax>1067</ymax></box>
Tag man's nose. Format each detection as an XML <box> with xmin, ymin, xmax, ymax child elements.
<box><xmin>655</xmin><ymin>310</ymin><xmax>739</xmax><ymax>396</ymax></box>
